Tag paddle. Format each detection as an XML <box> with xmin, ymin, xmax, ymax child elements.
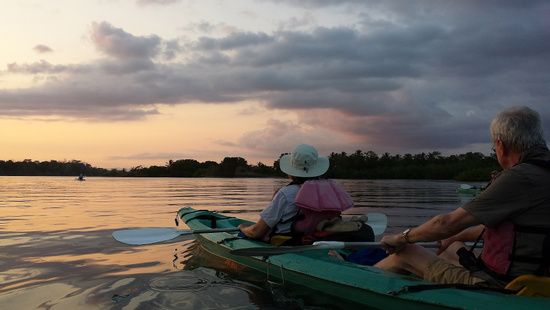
<box><xmin>230</xmin><ymin>241</ymin><xmax>427</xmax><ymax>256</ymax></box>
<box><xmin>460</xmin><ymin>184</ymin><xmax>473</xmax><ymax>189</ymax></box>
<box><xmin>112</xmin><ymin>213</ymin><xmax>387</xmax><ymax>245</ymax></box>
<box><xmin>112</xmin><ymin>227</ymin><xmax>240</xmax><ymax>245</ymax></box>
<box><xmin>230</xmin><ymin>241</ymin><xmax>482</xmax><ymax>256</ymax></box>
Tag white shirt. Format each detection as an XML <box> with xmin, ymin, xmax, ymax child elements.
<box><xmin>260</xmin><ymin>184</ymin><xmax>301</xmax><ymax>234</ymax></box>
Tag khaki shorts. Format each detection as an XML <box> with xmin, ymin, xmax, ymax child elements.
<box><xmin>424</xmin><ymin>258</ymin><xmax>486</xmax><ymax>285</ymax></box>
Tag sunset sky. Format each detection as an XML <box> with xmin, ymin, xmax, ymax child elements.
<box><xmin>1</xmin><ymin>1</ymin><xmax>549</xmax><ymax>169</ymax></box>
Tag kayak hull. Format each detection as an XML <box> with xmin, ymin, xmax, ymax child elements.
<box><xmin>176</xmin><ymin>207</ymin><xmax>549</xmax><ymax>310</ymax></box>
<box><xmin>457</xmin><ymin>187</ymin><xmax>482</xmax><ymax>195</ymax></box>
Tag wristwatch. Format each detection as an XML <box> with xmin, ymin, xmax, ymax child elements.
<box><xmin>402</xmin><ymin>228</ymin><xmax>412</xmax><ymax>243</ymax></box>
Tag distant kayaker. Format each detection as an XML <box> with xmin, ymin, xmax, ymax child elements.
<box><xmin>480</xmin><ymin>170</ymin><xmax>499</xmax><ymax>190</ymax></box>
<box><xmin>238</xmin><ymin>144</ymin><xmax>357</xmax><ymax>244</ymax></box>
<box><xmin>376</xmin><ymin>106</ymin><xmax>550</xmax><ymax>288</ymax></box>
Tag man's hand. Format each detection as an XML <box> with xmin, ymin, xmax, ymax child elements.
<box><xmin>380</xmin><ymin>234</ymin><xmax>407</xmax><ymax>254</ymax></box>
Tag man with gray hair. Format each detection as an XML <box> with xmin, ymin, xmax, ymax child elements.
<box><xmin>375</xmin><ymin>106</ymin><xmax>550</xmax><ymax>288</ymax></box>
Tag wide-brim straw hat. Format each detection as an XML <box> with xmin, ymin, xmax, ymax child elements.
<box><xmin>279</xmin><ymin>144</ymin><xmax>330</xmax><ymax>178</ymax></box>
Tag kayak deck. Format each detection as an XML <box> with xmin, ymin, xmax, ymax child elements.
<box><xmin>176</xmin><ymin>207</ymin><xmax>549</xmax><ymax>310</ymax></box>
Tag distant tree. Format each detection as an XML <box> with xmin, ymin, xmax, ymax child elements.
<box><xmin>0</xmin><ymin>159</ymin><xmax>107</xmax><ymax>176</ymax></box>
<box><xmin>167</xmin><ymin>159</ymin><xmax>202</xmax><ymax>177</ymax></box>
<box><xmin>217</xmin><ymin>157</ymin><xmax>249</xmax><ymax>177</ymax></box>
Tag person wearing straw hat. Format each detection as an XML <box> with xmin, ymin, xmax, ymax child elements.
<box><xmin>238</xmin><ymin>144</ymin><xmax>355</xmax><ymax>243</ymax></box>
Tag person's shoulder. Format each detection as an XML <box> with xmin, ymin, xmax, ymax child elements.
<box><xmin>271</xmin><ymin>184</ymin><xmax>298</xmax><ymax>198</ymax></box>
<box><xmin>509</xmin><ymin>162</ymin><xmax>550</xmax><ymax>182</ymax></box>
<box><xmin>279</xmin><ymin>183</ymin><xmax>300</xmax><ymax>194</ymax></box>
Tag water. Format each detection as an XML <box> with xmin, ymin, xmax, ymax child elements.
<box><xmin>0</xmin><ymin>177</ymin><xmax>480</xmax><ymax>309</ymax></box>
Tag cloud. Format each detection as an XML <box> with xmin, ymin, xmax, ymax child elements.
<box><xmin>90</xmin><ymin>21</ymin><xmax>161</xmax><ymax>60</ymax></box>
<box><xmin>238</xmin><ymin>116</ymin><xmax>359</xmax><ymax>157</ymax></box>
<box><xmin>33</xmin><ymin>45</ymin><xmax>53</xmax><ymax>53</ymax></box>
<box><xmin>8</xmin><ymin>60</ymin><xmax>69</xmax><ymax>74</ymax></box>
<box><xmin>2</xmin><ymin>1</ymin><xmax>550</xmax><ymax>154</ymax></box>
<box><xmin>107</xmin><ymin>152</ymin><xmax>186</xmax><ymax>161</ymax></box>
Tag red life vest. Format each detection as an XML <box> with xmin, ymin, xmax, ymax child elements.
<box><xmin>482</xmin><ymin>221</ymin><xmax>515</xmax><ymax>274</ymax></box>
<box><xmin>292</xmin><ymin>179</ymin><xmax>355</xmax><ymax>236</ymax></box>
<box><xmin>482</xmin><ymin>221</ymin><xmax>550</xmax><ymax>277</ymax></box>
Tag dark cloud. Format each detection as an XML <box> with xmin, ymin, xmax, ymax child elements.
<box><xmin>2</xmin><ymin>1</ymin><xmax>550</xmax><ymax>153</ymax></box>
<box><xmin>33</xmin><ymin>45</ymin><xmax>53</xmax><ymax>53</ymax></box>
<box><xmin>162</xmin><ymin>39</ymin><xmax>182</xmax><ymax>61</ymax></box>
<box><xmin>98</xmin><ymin>59</ymin><xmax>156</xmax><ymax>75</ymax></box>
<box><xmin>8</xmin><ymin>60</ymin><xmax>69</xmax><ymax>74</ymax></box>
<box><xmin>90</xmin><ymin>22</ymin><xmax>161</xmax><ymax>60</ymax></box>
<box><xmin>196</xmin><ymin>32</ymin><xmax>274</xmax><ymax>51</ymax></box>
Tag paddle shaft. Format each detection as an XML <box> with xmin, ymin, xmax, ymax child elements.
<box><xmin>230</xmin><ymin>241</ymin><xmax>483</xmax><ymax>256</ymax></box>
<box><xmin>313</xmin><ymin>241</ymin><xmax>442</xmax><ymax>249</ymax></box>
<box><xmin>314</xmin><ymin>241</ymin><xmax>483</xmax><ymax>249</ymax></box>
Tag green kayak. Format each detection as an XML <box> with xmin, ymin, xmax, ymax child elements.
<box><xmin>457</xmin><ymin>186</ymin><xmax>482</xmax><ymax>196</ymax></box>
<box><xmin>176</xmin><ymin>207</ymin><xmax>549</xmax><ymax>310</ymax></box>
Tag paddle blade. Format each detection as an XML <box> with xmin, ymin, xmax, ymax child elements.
<box><xmin>112</xmin><ymin>228</ymin><xmax>189</xmax><ymax>245</ymax></box>
<box><xmin>460</xmin><ymin>184</ymin><xmax>473</xmax><ymax>189</ymax></box>
<box><xmin>366</xmin><ymin>213</ymin><xmax>387</xmax><ymax>235</ymax></box>
<box><xmin>112</xmin><ymin>227</ymin><xmax>240</xmax><ymax>245</ymax></box>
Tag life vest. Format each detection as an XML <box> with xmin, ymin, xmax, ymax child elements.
<box><xmin>292</xmin><ymin>179</ymin><xmax>355</xmax><ymax>236</ymax></box>
<box><xmin>482</xmin><ymin>221</ymin><xmax>515</xmax><ymax>275</ymax></box>
<box><xmin>264</xmin><ymin>179</ymin><xmax>354</xmax><ymax>241</ymax></box>
<box><xmin>482</xmin><ymin>221</ymin><xmax>550</xmax><ymax>278</ymax></box>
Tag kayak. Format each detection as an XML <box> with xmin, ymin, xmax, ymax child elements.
<box><xmin>457</xmin><ymin>185</ymin><xmax>482</xmax><ymax>196</ymax></box>
<box><xmin>176</xmin><ymin>207</ymin><xmax>549</xmax><ymax>310</ymax></box>
<box><xmin>457</xmin><ymin>187</ymin><xmax>480</xmax><ymax>195</ymax></box>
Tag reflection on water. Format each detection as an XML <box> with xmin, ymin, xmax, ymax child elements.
<box><xmin>174</xmin><ymin>239</ymin><xmax>366</xmax><ymax>310</ymax></box>
<box><xmin>0</xmin><ymin>177</ymin><xmax>476</xmax><ymax>309</ymax></box>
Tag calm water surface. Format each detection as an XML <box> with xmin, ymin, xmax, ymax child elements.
<box><xmin>0</xmin><ymin>177</ymin><xmax>480</xmax><ymax>309</ymax></box>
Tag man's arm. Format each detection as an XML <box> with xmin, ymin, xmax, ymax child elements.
<box><xmin>381</xmin><ymin>207</ymin><xmax>481</xmax><ymax>254</ymax></box>
<box><xmin>436</xmin><ymin>224</ymin><xmax>485</xmax><ymax>255</ymax></box>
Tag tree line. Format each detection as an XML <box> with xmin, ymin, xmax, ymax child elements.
<box><xmin>0</xmin><ymin>150</ymin><xmax>500</xmax><ymax>181</ymax></box>
<box><xmin>0</xmin><ymin>159</ymin><xmax>108</xmax><ymax>177</ymax></box>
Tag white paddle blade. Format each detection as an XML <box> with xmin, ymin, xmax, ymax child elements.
<box><xmin>366</xmin><ymin>213</ymin><xmax>387</xmax><ymax>235</ymax></box>
<box><xmin>112</xmin><ymin>228</ymin><xmax>185</xmax><ymax>245</ymax></box>
<box><xmin>460</xmin><ymin>184</ymin><xmax>473</xmax><ymax>189</ymax></box>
